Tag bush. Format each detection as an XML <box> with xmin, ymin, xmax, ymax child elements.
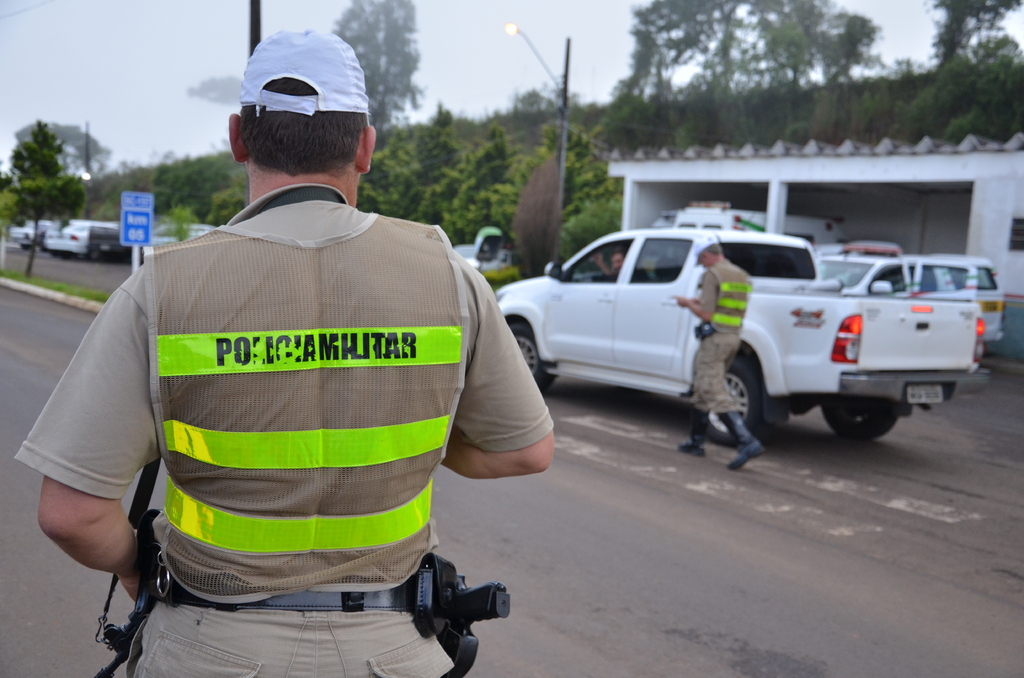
<box><xmin>559</xmin><ymin>199</ymin><xmax>622</xmax><ymax>261</ymax></box>
<box><xmin>482</xmin><ymin>266</ymin><xmax>522</xmax><ymax>290</ymax></box>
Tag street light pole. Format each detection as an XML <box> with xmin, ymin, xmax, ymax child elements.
<box><xmin>505</xmin><ymin>24</ymin><xmax>571</xmax><ymax>263</ymax></box>
<box><xmin>555</xmin><ymin>38</ymin><xmax>570</xmax><ymax>264</ymax></box>
<box><xmin>83</xmin><ymin>121</ymin><xmax>92</xmax><ymax>218</ymax></box>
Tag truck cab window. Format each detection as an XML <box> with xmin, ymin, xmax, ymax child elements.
<box><xmin>629</xmin><ymin>239</ymin><xmax>692</xmax><ymax>284</ymax></box>
<box><xmin>567</xmin><ymin>240</ymin><xmax>633</xmax><ymax>283</ymax></box>
<box><xmin>873</xmin><ymin>266</ymin><xmax>907</xmax><ymax>292</ymax></box>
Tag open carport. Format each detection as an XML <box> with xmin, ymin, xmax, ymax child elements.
<box><xmin>607</xmin><ymin>135</ymin><xmax>1024</xmax><ymax>359</ymax></box>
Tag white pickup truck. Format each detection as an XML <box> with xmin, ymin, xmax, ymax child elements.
<box><xmin>496</xmin><ymin>229</ymin><xmax>989</xmax><ymax>442</ymax></box>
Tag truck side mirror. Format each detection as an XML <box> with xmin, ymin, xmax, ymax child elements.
<box><xmin>869</xmin><ymin>280</ymin><xmax>894</xmax><ymax>294</ymax></box>
<box><xmin>545</xmin><ymin>262</ymin><xmax>563</xmax><ymax>280</ymax></box>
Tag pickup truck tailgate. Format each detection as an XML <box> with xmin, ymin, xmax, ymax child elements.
<box><xmin>858</xmin><ymin>300</ymin><xmax>977</xmax><ymax>371</ymax></box>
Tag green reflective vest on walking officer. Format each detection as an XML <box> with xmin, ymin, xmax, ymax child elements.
<box><xmin>702</xmin><ymin>258</ymin><xmax>753</xmax><ymax>333</ymax></box>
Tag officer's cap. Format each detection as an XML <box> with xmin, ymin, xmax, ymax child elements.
<box><xmin>240</xmin><ymin>30</ymin><xmax>370</xmax><ymax>116</ymax></box>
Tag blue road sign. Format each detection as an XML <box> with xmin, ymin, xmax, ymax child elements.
<box><xmin>121</xmin><ymin>191</ymin><xmax>155</xmax><ymax>247</ymax></box>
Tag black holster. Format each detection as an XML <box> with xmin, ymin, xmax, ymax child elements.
<box><xmin>411</xmin><ymin>554</ymin><xmax>511</xmax><ymax>678</ymax></box>
<box><xmin>694</xmin><ymin>321</ymin><xmax>716</xmax><ymax>340</ymax></box>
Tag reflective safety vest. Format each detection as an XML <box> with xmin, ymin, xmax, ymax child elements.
<box><xmin>147</xmin><ymin>210</ymin><xmax>466</xmax><ymax>601</ymax></box>
<box><xmin>707</xmin><ymin>259</ymin><xmax>752</xmax><ymax>331</ymax></box>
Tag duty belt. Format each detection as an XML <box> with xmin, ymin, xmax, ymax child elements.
<box><xmin>169</xmin><ymin>579</ymin><xmax>414</xmax><ymax>613</ymax></box>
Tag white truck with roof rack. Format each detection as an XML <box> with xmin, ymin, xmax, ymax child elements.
<box><xmin>496</xmin><ymin>229</ymin><xmax>988</xmax><ymax>442</ymax></box>
<box><xmin>651</xmin><ymin>202</ymin><xmax>846</xmax><ymax>245</ymax></box>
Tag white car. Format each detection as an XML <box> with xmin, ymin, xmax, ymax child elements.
<box><xmin>497</xmin><ymin>229</ymin><xmax>987</xmax><ymax>441</ymax></box>
<box><xmin>45</xmin><ymin>221</ymin><xmax>127</xmax><ymax>260</ymax></box>
<box><xmin>817</xmin><ymin>254</ymin><xmax>911</xmax><ymax>296</ymax></box>
<box><xmin>903</xmin><ymin>254</ymin><xmax>1004</xmax><ymax>343</ymax></box>
<box><xmin>8</xmin><ymin>220</ymin><xmax>57</xmax><ymax>250</ymax></box>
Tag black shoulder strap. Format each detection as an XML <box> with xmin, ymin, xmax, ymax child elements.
<box><xmin>127</xmin><ymin>460</ymin><xmax>161</xmax><ymax>528</ymax></box>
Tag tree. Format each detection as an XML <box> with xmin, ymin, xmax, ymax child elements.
<box><xmin>357</xmin><ymin>128</ymin><xmax>422</xmax><ymax>219</ymax></box>
<box><xmin>443</xmin><ymin>125</ymin><xmax>520</xmax><ymax>246</ymax></box>
<box><xmin>3</xmin><ymin>122</ymin><xmax>85</xmax><ymax>276</ymax></box>
<box><xmin>933</xmin><ymin>0</ymin><xmax>1023</xmax><ymax>63</ymax></box>
<box><xmin>560</xmin><ymin>199</ymin><xmax>623</xmax><ymax>262</ymax></box>
<box><xmin>159</xmin><ymin>205</ymin><xmax>200</xmax><ymax>242</ymax></box>
<box><xmin>15</xmin><ymin>122</ymin><xmax>111</xmax><ymax>176</ymax></box>
<box><xmin>512</xmin><ymin>156</ymin><xmax>561</xmax><ymax>277</ymax></box>
<box><xmin>334</xmin><ymin>0</ymin><xmax>422</xmax><ymax>129</ymax></box>
<box><xmin>414</xmin><ymin>105</ymin><xmax>462</xmax><ymax>226</ymax></box>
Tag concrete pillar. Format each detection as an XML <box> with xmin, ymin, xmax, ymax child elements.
<box><xmin>765</xmin><ymin>179</ymin><xmax>789</xmax><ymax>234</ymax></box>
<box><xmin>621</xmin><ymin>178</ymin><xmax>637</xmax><ymax>231</ymax></box>
<box><xmin>966</xmin><ymin>179</ymin><xmax>1013</xmax><ymax>266</ymax></box>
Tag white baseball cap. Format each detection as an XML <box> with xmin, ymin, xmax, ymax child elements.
<box><xmin>240</xmin><ymin>30</ymin><xmax>370</xmax><ymax>116</ymax></box>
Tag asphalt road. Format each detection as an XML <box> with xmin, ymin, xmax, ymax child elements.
<box><xmin>2</xmin><ymin>285</ymin><xmax>1022</xmax><ymax>678</ymax></box>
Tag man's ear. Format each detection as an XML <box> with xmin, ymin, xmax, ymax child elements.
<box><xmin>354</xmin><ymin>126</ymin><xmax>377</xmax><ymax>175</ymax></box>
<box><xmin>228</xmin><ymin>114</ymin><xmax>249</xmax><ymax>163</ymax></box>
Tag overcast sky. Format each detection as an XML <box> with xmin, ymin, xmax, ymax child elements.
<box><xmin>2</xmin><ymin>0</ymin><xmax>1023</xmax><ymax>170</ymax></box>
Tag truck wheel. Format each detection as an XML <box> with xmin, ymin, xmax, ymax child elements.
<box><xmin>509</xmin><ymin>321</ymin><xmax>555</xmax><ymax>393</ymax></box>
<box><xmin>821</xmin><ymin>406</ymin><xmax>899</xmax><ymax>440</ymax></box>
<box><xmin>706</xmin><ymin>356</ymin><xmax>767</xmax><ymax>445</ymax></box>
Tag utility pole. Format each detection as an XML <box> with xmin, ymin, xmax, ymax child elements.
<box><xmin>250</xmin><ymin>0</ymin><xmax>261</xmax><ymax>55</ymax></box>
<box><xmin>245</xmin><ymin>0</ymin><xmax>260</xmax><ymax>206</ymax></box>
<box><xmin>554</xmin><ymin>38</ymin><xmax>571</xmax><ymax>264</ymax></box>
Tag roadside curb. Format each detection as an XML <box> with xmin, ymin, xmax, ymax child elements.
<box><xmin>0</xmin><ymin>276</ymin><xmax>103</xmax><ymax>314</ymax></box>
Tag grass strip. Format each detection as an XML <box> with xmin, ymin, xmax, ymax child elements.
<box><xmin>0</xmin><ymin>269</ymin><xmax>110</xmax><ymax>303</ymax></box>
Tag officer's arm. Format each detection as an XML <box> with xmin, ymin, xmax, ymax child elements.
<box><xmin>442</xmin><ymin>430</ymin><xmax>554</xmax><ymax>479</ymax></box>
<box><xmin>37</xmin><ymin>477</ymin><xmax>140</xmax><ymax>598</ymax></box>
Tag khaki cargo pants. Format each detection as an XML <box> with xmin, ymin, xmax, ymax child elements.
<box><xmin>691</xmin><ymin>331</ymin><xmax>742</xmax><ymax>414</ymax></box>
<box><xmin>127</xmin><ymin>601</ymin><xmax>454</xmax><ymax>678</ymax></box>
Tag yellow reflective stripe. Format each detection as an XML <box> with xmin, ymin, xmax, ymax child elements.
<box><xmin>712</xmin><ymin>313</ymin><xmax>743</xmax><ymax>326</ymax></box>
<box><xmin>718</xmin><ymin>298</ymin><xmax>747</xmax><ymax>310</ymax></box>
<box><xmin>157</xmin><ymin>326</ymin><xmax>462</xmax><ymax>377</ymax></box>
<box><xmin>720</xmin><ymin>282</ymin><xmax>752</xmax><ymax>293</ymax></box>
<box><xmin>165</xmin><ymin>478</ymin><xmax>432</xmax><ymax>552</ymax></box>
<box><xmin>164</xmin><ymin>416</ymin><xmax>449</xmax><ymax>469</ymax></box>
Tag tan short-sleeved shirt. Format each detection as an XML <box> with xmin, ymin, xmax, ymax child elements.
<box><xmin>16</xmin><ymin>186</ymin><xmax>553</xmax><ymax>499</ymax></box>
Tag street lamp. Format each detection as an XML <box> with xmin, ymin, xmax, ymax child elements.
<box><xmin>506</xmin><ymin>23</ymin><xmax>571</xmax><ymax>263</ymax></box>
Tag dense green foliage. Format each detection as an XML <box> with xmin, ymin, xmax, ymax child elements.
<box><xmin>152</xmin><ymin>152</ymin><xmax>243</xmax><ymax>222</ymax></box>
<box><xmin>599</xmin><ymin>0</ymin><xmax>1024</xmax><ymax>150</ymax></box>
<box><xmin>560</xmin><ymin>199</ymin><xmax>624</xmax><ymax>262</ymax></box>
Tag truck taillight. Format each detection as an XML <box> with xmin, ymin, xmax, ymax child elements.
<box><xmin>831</xmin><ymin>314</ymin><xmax>862</xmax><ymax>363</ymax></box>
<box><xmin>974</xmin><ymin>317</ymin><xmax>985</xmax><ymax>363</ymax></box>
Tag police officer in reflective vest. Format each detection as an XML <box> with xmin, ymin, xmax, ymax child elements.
<box><xmin>18</xmin><ymin>30</ymin><xmax>554</xmax><ymax>677</ymax></box>
<box><xmin>673</xmin><ymin>242</ymin><xmax>765</xmax><ymax>470</ymax></box>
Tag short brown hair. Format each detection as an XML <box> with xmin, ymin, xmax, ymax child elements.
<box><xmin>240</xmin><ymin>78</ymin><xmax>368</xmax><ymax>176</ymax></box>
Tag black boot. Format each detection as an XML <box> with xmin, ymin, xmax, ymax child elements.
<box><xmin>678</xmin><ymin>408</ymin><xmax>709</xmax><ymax>456</ymax></box>
<box><xmin>721</xmin><ymin>411</ymin><xmax>764</xmax><ymax>470</ymax></box>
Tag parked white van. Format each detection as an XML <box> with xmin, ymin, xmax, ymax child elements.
<box><xmin>903</xmin><ymin>255</ymin><xmax>1004</xmax><ymax>343</ymax></box>
<box><xmin>650</xmin><ymin>202</ymin><xmax>846</xmax><ymax>245</ymax></box>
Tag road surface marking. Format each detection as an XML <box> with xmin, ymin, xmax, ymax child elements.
<box><xmin>560</xmin><ymin>414</ymin><xmax>983</xmax><ymax>524</ymax></box>
<box><xmin>557</xmin><ymin>435</ymin><xmax>882</xmax><ymax>537</ymax></box>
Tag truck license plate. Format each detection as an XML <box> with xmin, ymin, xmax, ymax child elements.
<box><xmin>979</xmin><ymin>301</ymin><xmax>1003</xmax><ymax>313</ymax></box>
<box><xmin>907</xmin><ymin>384</ymin><xmax>943</xmax><ymax>404</ymax></box>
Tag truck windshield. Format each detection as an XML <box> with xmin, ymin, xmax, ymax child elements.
<box><xmin>819</xmin><ymin>261</ymin><xmax>872</xmax><ymax>287</ymax></box>
<box><xmin>721</xmin><ymin>243</ymin><xmax>816</xmax><ymax>279</ymax></box>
